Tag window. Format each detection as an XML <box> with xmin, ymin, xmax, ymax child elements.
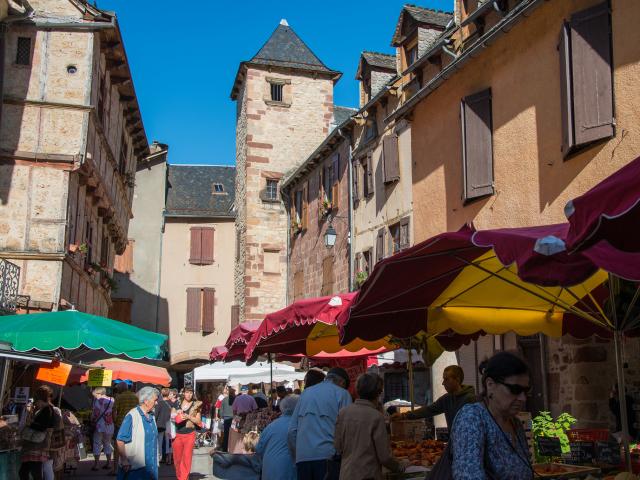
<box><xmin>294</xmin><ymin>190</ymin><xmax>303</xmax><ymax>223</ymax></box>
<box><xmin>100</xmin><ymin>233</ymin><xmax>110</xmax><ymax>266</ymax></box>
<box><xmin>189</xmin><ymin>227</ymin><xmax>214</xmax><ymax>265</ymax></box>
<box><xmin>406</xmin><ymin>44</ymin><xmax>418</xmax><ymax>67</ymax></box>
<box><xmin>560</xmin><ymin>2</ymin><xmax>614</xmax><ymax>156</ymax></box>
<box><xmin>362</xmin><ymin>248</ymin><xmax>373</xmax><ymax>275</ymax></box>
<box><xmin>270</xmin><ymin>83</ymin><xmax>284</xmax><ymax>102</ymax></box>
<box><xmin>15</xmin><ymin>37</ymin><xmax>31</xmax><ymax>65</ymax></box>
<box><xmin>213</xmin><ymin>183</ymin><xmax>224</xmax><ymax>193</ymax></box>
<box><xmin>364</xmin><ymin>111</ymin><xmax>378</xmax><ymax>142</ymax></box>
<box><xmin>118</xmin><ymin>132</ymin><xmax>128</xmax><ymax>176</ymax></box>
<box><xmin>376</xmin><ymin>227</ymin><xmax>385</xmax><ymax>263</ymax></box>
<box><xmin>389</xmin><ymin>223</ymin><xmax>401</xmax><ymax>255</ymax></box>
<box><xmin>461</xmin><ymin>88</ymin><xmax>494</xmax><ymax>201</ymax></box>
<box><xmin>186</xmin><ymin>287</ymin><xmax>215</xmax><ymax>333</ymax></box>
<box><xmin>400</xmin><ymin>217</ymin><xmax>410</xmax><ymax>250</ymax></box>
<box><xmin>331</xmin><ymin>154</ymin><xmax>340</xmax><ymax>211</ymax></box>
<box><xmin>264</xmin><ymin>179</ymin><xmax>279</xmax><ymax>201</ymax></box>
<box><xmin>321</xmin><ymin>256</ymin><xmax>334</xmax><ymax>296</ymax></box>
<box><xmin>114</xmin><ymin>239</ymin><xmax>134</xmax><ymax>274</ymax></box>
<box><xmin>322</xmin><ymin>165</ymin><xmax>332</xmax><ymax>204</ymax></box>
<box><xmin>382</xmin><ymin>134</ymin><xmax>400</xmax><ymax>184</ymax></box>
<box><xmin>362</xmin><ymin>154</ymin><xmax>374</xmax><ymax>198</ymax></box>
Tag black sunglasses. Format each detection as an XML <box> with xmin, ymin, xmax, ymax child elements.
<box><xmin>496</xmin><ymin>380</ymin><xmax>531</xmax><ymax>396</ymax></box>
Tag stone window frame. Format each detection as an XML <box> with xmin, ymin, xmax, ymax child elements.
<box><xmin>13</xmin><ymin>34</ymin><xmax>34</xmax><ymax>68</ymax></box>
<box><xmin>264</xmin><ymin>76</ymin><xmax>292</xmax><ymax>108</ymax></box>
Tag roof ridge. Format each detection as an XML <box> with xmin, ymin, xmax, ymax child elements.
<box><xmin>169</xmin><ymin>164</ymin><xmax>236</xmax><ymax>168</ymax></box>
<box><xmin>404</xmin><ymin>4</ymin><xmax>454</xmax><ymax>15</ymax></box>
<box><xmin>362</xmin><ymin>50</ymin><xmax>396</xmax><ymax>57</ymax></box>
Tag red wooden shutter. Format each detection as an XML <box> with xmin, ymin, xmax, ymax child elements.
<box><xmin>569</xmin><ymin>2</ymin><xmax>614</xmax><ymax>147</ymax></box>
<box><xmin>461</xmin><ymin>88</ymin><xmax>494</xmax><ymax>201</ymax></box>
<box><xmin>186</xmin><ymin>288</ymin><xmax>201</xmax><ymax>332</ymax></box>
<box><xmin>202</xmin><ymin>288</ymin><xmax>215</xmax><ymax>333</ymax></box>
<box><xmin>231</xmin><ymin>305</ymin><xmax>240</xmax><ymax>328</ymax></box>
<box><xmin>189</xmin><ymin>227</ymin><xmax>202</xmax><ymax>264</ymax></box>
<box><xmin>332</xmin><ymin>154</ymin><xmax>340</xmax><ymax>211</ymax></box>
<box><xmin>382</xmin><ymin>135</ymin><xmax>400</xmax><ymax>183</ymax></box>
<box><xmin>201</xmin><ymin>228</ymin><xmax>214</xmax><ymax>265</ymax></box>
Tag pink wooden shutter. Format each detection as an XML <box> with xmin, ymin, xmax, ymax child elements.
<box><xmin>201</xmin><ymin>228</ymin><xmax>214</xmax><ymax>265</ymax></box>
<box><xmin>190</xmin><ymin>227</ymin><xmax>202</xmax><ymax>264</ymax></box>
<box><xmin>202</xmin><ymin>288</ymin><xmax>215</xmax><ymax>333</ymax></box>
<box><xmin>186</xmin><ymin>288</ymin><xmax>201</xmax><ymax>332</ymax></box>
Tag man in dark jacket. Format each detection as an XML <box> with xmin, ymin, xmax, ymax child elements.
<box><xmin>398</xmin><ymin>365</ymin><xmax>475</xmax><ymax>428</ymax></box>
<box><xmin>155</xmin><ymin>388</ymin><xmax>173</xmax><ymax>464</ymax></box>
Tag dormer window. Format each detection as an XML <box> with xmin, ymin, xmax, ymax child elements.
<box><xmin>406</xmin><ymin>43</ymin><xmax>418</xmax><ymax>67</ymax></box>
<box><xmin>213</xmin><ymin>183</ymin><xmax>224</xmax><ymax>193</ymax></box>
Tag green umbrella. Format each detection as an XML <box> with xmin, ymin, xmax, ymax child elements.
<box><xmin>0</xmin><ymin>309</ymin><xmax>167</xmax><ymax>360</ymax></box>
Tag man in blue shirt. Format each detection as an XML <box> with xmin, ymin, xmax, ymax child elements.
<box><xmin>288</xmin><ymin>368</ymin><xmax>352</xmax><ymax>480</ymax></box>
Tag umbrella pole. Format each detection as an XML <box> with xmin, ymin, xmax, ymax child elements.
<box><xmin>614</xmin><ymin>329</ymin><xmax>632</xmax><ymax>471</ymax></box>
<box><xmin>269</xmin><ymin>353</ymin><xmax>273</xmax><ymax>392</ymax></box>
<box><xmin>408</xmin><ymin>340</ymin><xmax>414</xmax><ymax>412</ymax></box>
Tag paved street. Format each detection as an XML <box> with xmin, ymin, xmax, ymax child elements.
<box><xmin>71</xmin><ymin>447</ymin><xmax>215</xmax><ymax>479</ymax></box>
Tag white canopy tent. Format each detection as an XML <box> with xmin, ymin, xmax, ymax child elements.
<box><xmin>192</xmin><ymin>361</ymin><xmax>300</xmax><ymax>390</ymax></box>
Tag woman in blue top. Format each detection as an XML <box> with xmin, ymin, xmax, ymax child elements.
<box><xmin>255</xmin><ymin>394</ymin><xmax>299</xmax><ymax>480</ymax></box>
<box><xmin>451</xmin><ymin>351</ymin><xmax>534</xmax><ymax>480</ymax></box>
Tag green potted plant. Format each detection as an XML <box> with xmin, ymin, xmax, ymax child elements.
<box><xmin>531</xmin><ymin>411</ymin><xmax>576</xmax><ymax>463</ymax></box>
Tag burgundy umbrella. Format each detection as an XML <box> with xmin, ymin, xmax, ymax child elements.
<box><xmin>209</xmin><ymin>345</ymin><xmax>228</xmax><ymax>362</ymax></box>
<box><xmin>220</xmin><ymin>321</ymin><xmax>261</xmax><ymax>362</ymax></box>
<box><xmin>565</xmin><ymin>155</ymin><xmax>640</xmax><ymax>253</ymax></box>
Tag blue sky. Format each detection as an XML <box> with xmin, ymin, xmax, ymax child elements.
<box><xmin>99</xmin><ymin>0</ymin><xmax>452</xmax><ymax>165</ymax></box>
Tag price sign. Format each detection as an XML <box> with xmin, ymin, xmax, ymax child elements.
<box><xmin>87</xmin><ymin>369</ymin><xmax>112</xmax><ymax>387</ymax></box>
<box><xmin>36</xmin><ymin>362</ymin><xmax>72</xmax><ymax>386</ymax></box>
<box><xmin>595</xmin><ymin>441</ymin><xmax>621</xmax><ymax>465</ymax></box>
<box><xmin>13</xmin><ymin>387</ymin><xmax>29</xmax><ymax>403</ymax></box>
<box><xmin>536</xmin><ymin>436</ymin><xmax>562</xmax><ymax>457</ymax></box>
<box><xmin>567</xmin><ymin>441</ymin><xmax>595</xmax><ymax>464</ymax></box>
<box><xmin>435</xmin><ymin>427</ymin><xmax>450</xmax><ymax>442</ymax></box>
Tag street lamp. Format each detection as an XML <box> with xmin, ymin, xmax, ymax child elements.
<box><xmin>324</xmin><ymin>224</ymin><xmax>337</xmax><ymax>248</ymax></box>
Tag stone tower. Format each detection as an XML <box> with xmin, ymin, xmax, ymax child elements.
<box><xmin>231</xmin><ymin>20</ymin><xmax>342</xmax><ymax>322</ymax></box>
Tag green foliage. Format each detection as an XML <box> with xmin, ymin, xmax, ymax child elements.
<box><xmin>532</xmin><ymin>411</ymin><xmax>577</xmax><ymax>462</ymax></box>
<box><xmin>355</xmin><ymin>271</ymin><xmax>368</xmax><ymax>288</ymax></box>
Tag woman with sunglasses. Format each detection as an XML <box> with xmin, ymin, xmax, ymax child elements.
<box><xmin>451</xmin><ymin>351</ymin><xmax>534</xmax><ymax>479</ymax></box>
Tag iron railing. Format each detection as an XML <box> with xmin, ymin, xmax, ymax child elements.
<box><xmin>0</xmin><ymin>259</ymin><xmax>20</xmax><ymax>313</ymax></box>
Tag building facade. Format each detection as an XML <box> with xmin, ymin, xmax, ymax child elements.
<box><xmin>386</xmin><ymin>0</ymin><xmax>640</xmax><ymax>426</ymax></box>
<box><xmin>0</xmin><ymin>0</ymin><xmax>147</xmax><ymax>315</ymax></box>
<box><xmin>232</xmin><ymin>20</ymin><xmax>342</xmax><ymax>322</ymax></box>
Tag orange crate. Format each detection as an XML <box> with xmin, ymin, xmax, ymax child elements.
<box><xmin>567</xmin><ymin>429</ymin><xmax>610</xmax><ymax>442</ymax></box>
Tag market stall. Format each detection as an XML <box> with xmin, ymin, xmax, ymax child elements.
<box><xmin>77</xmin><ymin>357</ymin><xmax>171</xmax><ymax>386</ymax></box>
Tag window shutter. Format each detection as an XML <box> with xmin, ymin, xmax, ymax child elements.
<box><xmin>301</xmin><ymin>183</ymin><xmax>309</xmax><ymax>229</ymax></box>
<box><xmin>355</xmin><ymin>252</ymin><xmax>362</xmax><ymax>273</ymax></box>
<box><xmin>189</xmin><ymin>227</ymin><xmax>202</xmax><ymax>264</ymax></box>
<box><xmin>202</xmin><ymin>288</ymin><xmax>215</xmax><ymax>333</ymax></box>
<box><xmin>559</xmin><ymin>23</ymin><xmax>574</xmax><ymax>155</ymax></box>
<box><xmin>366</xmin><ymin>247</ymin><xmax>373</xmax><ymax>274</ymax></box>
<box><xmin>332</xmin><ymin>154</ymin><xmax>340</xmax><ymax>211</ymax></box>
<box><xmin>400</xmin><ymin>217</ymin><xmax>411</xmax><ymax>250</ymax></box>
<box><xmin>365</xmin><ymin>153</ymin><xmax>374</xmax><ymax>197</ymax></box>
<box><xmin>321</xmin><ymin>256</ymin><xmax>334</xmax><ymax>296</ymax></box>
<box><xmin>376</xmin><ymin>228</ymin><xmax>385</xmax><ymax>263</ymax></box>
<box><xmin>186</xmin><ymin>288</ymin><xmax>201</xmax><ymax>332</ymax></box>
<box><xmin>294</xmin><ymin>270</ymin><xmax>304</xmax><ymax>300</ymax></box>
<box><xmin>290</xmin><ymin>192</ymin><xmax>296</xmax><ymax>235</ymax></box>
<box><xmin>352</xmin><ymin>160</ymin><xmax>360</xmax><ymax>204</ymax></box>
<box><xmin>461</xmin><ymin>88</ymin><xmax>494</xmax><ymax>201</ymax></box>
<box><xmin>382</xmin><ymin>135</ymin><xmax>400</xmax><ymax>183</ymax></box>
<box><xmin>231</xmin><ymin>304</ymin><xmax>240</xmax><ymax>328</ymax></box>
<box><xmin>569</xmin><ymin>2</ymin><xmax>614</xmax><ymax>148</ymax></box>
<box><xmin>201</xmin><ymin>228</ymin><xmax>214</xmax><ymax>265</ymax></box>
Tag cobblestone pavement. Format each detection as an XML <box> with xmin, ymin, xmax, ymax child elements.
<box><xmin>68</xmin><ymin>447</ymin><xmax>215</xmax><ymax>479</ymax></box>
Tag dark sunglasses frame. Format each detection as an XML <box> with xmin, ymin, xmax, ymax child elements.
<box><xmin>496</xmin><ymin>380</ymin><xmax>531</xmax><ymax>396</ymax></box>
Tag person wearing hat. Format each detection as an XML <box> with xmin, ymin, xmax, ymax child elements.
<box><xmin>288</xmin><ymin>367</ymin><xmax>352</xmax><ymax>480</ymax></box>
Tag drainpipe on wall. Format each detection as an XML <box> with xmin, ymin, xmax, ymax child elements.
<box><xmin>339</xmin><ymin>127</ymin><xmax>355</xmax><ymax>292</ymax></box>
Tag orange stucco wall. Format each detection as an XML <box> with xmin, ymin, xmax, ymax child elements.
<box><xmin>411</xmin><ymin>0</ymin><xmax>640</xmax><ymax>241</ymax></box>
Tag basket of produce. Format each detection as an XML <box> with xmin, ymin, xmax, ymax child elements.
<box><xmin>391</xmin><ymin>439</ymin><xmax>446</xmax><ymax>468</ymax></box>
<box><xmin>390</xmin><ymin>419</ymin><xmax>426</xmax><ymax>442</ymax></box>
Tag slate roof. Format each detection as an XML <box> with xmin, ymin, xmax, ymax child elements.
<box><xmin>165</xmin><ymin>165</ymin><xmax>236</xmax><ymax>218</ymax></box>
<box><xmin>333</xmin><ymin>106</ymin><xmax>357</xmax><ymax>127</ymax></box>
<box><xmin>391</xmin><ymin>5</ymin><xmax>453</xmax><ymax>46</ymax></box>
<box><xmin>362</xmin><ymin>51</ymin><xmax>397</xmax><ymax>71</ymax></box>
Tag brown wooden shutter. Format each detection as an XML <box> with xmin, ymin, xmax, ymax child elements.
<box><xmin>301</xmin><ymin>183</ymin><xmax>309</xmax><ymax>229</ymax></box>
<box><xmin>290</xmin><ymin>192</ymin><xmax>296</xmax><ymax>235</ymax></box>
<box><xmin>202</xmin><ymin>288</ymin><xmax>215</xmax><ymax>333</ymax></box>
<box><xmin>108</xmin><ymin>299</ymin><xmax>132</xmax><ymax>324</ymax></box>
<box><xmin>201</xmin><ymin>228</ymin><xmax>214</xmax><ymax>265</ymax></box>
<box><xmin>231</xmin><ymin>304</ymin><xmax>240</xmax><ymax>328</ymax></box>
<box><xmin>376</xmin><ymin>228</ymin><xmax>385</xmax><ymax>263</ymax></box>
<box><xmin>559</xmin><ymin>23</ymin><xmax>574</xmax><ymax>155</ymax></box>
<box><xmin>294</xmin><ymin>270</ymin><xmax>304</xmax><ymax>300</ymax></box>
<box><xmin>461</xmin><ymin>88</ymin><xmax>494</xmax><ymax>201</ymax></box>
<box><xmin>400</xmin><ymin>217</ymin><xmax>411</xmax><ymax>250</ymax></box>
<box><xmin>366</xmin><ymin>248</ymin><xmax>373</xmax><ymax>274</ymax></box>
<box><xmin>352</xmin><ymin>160</ymin><xmax>360</xmax><ymax>204</ymax></box>
<box><xmin>382</xmin><ymin>135</ymin><xmax>400</xmax><ymax>183</ymax></box>
<box><xmin>190</xmin><ymin>227</ymin><xmax>202</xmax><ymax>264</ymax></box>
<box><xmin>321</xmin><ymin>256</ymin><xmax>334</xmax><ymax>296</ymax></box>
<box><xmin>332</xmin><ymin>154</ymin><xmax>340</xmax><ymax>211</ymax></box>
<box><xmin>186</xmin><ymin>288</ymin><xmax>201</xmax><ymax>332</ymax></box>
<box><xmin>365</xmin><ymin>153</ymin><xmax>374</xmax><ymax>197</ymax></box>
<box><xmin>569</xmin><ymin>2</ymin><xmax>614</xmax><ymax>148</ymax></box>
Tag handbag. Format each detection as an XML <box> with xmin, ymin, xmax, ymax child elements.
<box><xmin>20</xmin><ymin>426</ymin><xmax>47</xmax><ymax>444</ymax></box>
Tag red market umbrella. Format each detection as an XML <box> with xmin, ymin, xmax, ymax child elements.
<box><xmin>79</xmin><ymin>358</ymin><xmax>171</xmax><ymax>386</ymax></box>
<box><xmin>244</xmin><ymin>293</ymin><xmax>393</xmax><ymax>362</ymax></box>
<box><xmin>209</xmin><ymin>346</ymin><xmax>228</xmax><ymax>362</ymax></box>
<box><xmin>565</xmin><ymin>155</ymin><xmax>640</xmax><ymax>253</ymax></box>
<box><xmin>221</xmin><ymin>321</ymin><xmax>261</xmax><ymax>362</ymax></box>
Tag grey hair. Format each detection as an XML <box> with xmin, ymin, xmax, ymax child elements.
<box><xmin>93</xmin><ymin>387</ymin><xmax>107</xmax><ymax>396</ymax></box>
<box><xmin>279</xmin><ymin>394</ymin><xmax>299</xmax><ymax>416</ymax></box>
<box><xmin>137</xmin><ymin>386</ymin><xmax>160</xmax><ymax>404</ymax></box>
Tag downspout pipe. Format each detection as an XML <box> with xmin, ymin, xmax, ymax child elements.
<box><xmin>338</xmin><ymin>127</ymin><xmax>355</xmax><ymax>292</ymax></box>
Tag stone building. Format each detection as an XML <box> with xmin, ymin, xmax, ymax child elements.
<box><xmin>231</xmin><ymin>20</ymin><xmax>342</xmax><ymax>321</ymax></box>
<box><xmin>382</xmin><ymin>0</ymin><xmax>640</xmax><ymax>427</ymax></box>
<box><xmin>0</xmin><ymin>0</ymin><xmax>148</xmax><ymax>315</ymax></box>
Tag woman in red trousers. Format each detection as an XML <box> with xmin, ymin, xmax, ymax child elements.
<box><xmin>172</xmin><ymin>388</ymin><xmax>202</xmax><ymax>480</ymax></box>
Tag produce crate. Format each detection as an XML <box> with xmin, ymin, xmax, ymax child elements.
<box><xmin>567</xmin><ymin>429</ymin><xmax>610</xmax><ymax>442</ymax></box>
<box><xmin>390</xmin><ymin>419</ymin><xmax>426</xmax><ymax>442</ymax></box>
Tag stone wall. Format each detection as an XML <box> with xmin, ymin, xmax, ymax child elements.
<box><xmin>234</xmin><ymin>88</ymin><xmax>248</xmax><ymax>322</ymax></box>
<box><xmin>235</xmin><ymin>66</ymin><xmax>334</xmax><ymax>321</ymax></box>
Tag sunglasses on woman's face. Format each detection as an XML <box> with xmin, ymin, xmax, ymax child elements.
<box><xmin>496</xmin><ymin>380</ymin><xmax>531</xmax><ymax>396</ymax></box>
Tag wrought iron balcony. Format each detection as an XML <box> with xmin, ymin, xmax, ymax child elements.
<box><xmin>0</xmin><ymin>258</ymin><xmax>20</xmax><ymax>314</ymax></box>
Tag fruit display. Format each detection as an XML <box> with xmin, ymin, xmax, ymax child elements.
<box><xmin>391</xmin><ymin>439</ymin><xmax>446</xmax><ymax>467</ymax></box>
